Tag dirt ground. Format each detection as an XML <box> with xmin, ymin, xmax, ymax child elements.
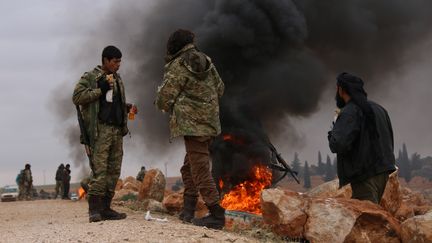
<box><xmin>0</xmin><ymin>200</ymin><xmax>262</xmax><ymax>243</ymax></box>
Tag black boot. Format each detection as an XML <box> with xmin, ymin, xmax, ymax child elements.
<box><xmin>88</xmin><ymin>195</ymin><xmax>102</xmax><ymax>223</ymax></box>
<box><xmin>100</xmin><ymin>196</ymin><xmax>127</xmax><ymax>220</ymax></box>
<box><xmin>192</xmin><ymin>204</ymin><xmax>225</xmax><ymax>230</ymax></box>
<box><xmin>179</xmin><ymin>196</ymin><xmax>197</xmax><ymax>223</ymax></box>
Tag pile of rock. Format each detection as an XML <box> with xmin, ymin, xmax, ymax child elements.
<box><xmin>113</xmin><ymin>176</ymin><xmax>140</xmax><ymax>201</ymax></box>
<box><xmin>261</xmin><ymin>171</ymin><xmax>432</xmax><ymax>243</ymax></box>
<box><xmin>113</xmin><ymin>169</ymin><xmax>169</xmax><ymax>213</ymax></box>
<box><xmin>305</xmin><ymin>171</ymin><xmax>432</xmax><ymax>221</ymax></box>
<box><xmin>113</xmin><ymin>169</ymin><xmax>210</xmax><ymax>217</ymax></box>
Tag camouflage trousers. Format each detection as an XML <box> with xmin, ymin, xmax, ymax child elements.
<box><xmin>55</xmin><ymin>180</ymin><xmax>63</xmax><ymax>198</ymax></box>
<box><xmin>88</xmin><ymin>123</ymin><xmax>123</xmax><ymax>198</ymax></box>
<box><xmin>181</xmin><ymin>136</ymin><xmax>220</xmax><ymax>206</ymax></box>
<box><xmin>18</xmin><ymin>184</ymin><xmax>32</xmax><ymax>200</ymax></box>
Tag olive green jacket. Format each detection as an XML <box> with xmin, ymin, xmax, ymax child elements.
<box><xmin>72</xmin><ymin>66</ymin><xmax>129</xmax><ymax>147</ymax></box>
<box><xmin>156</xmin><ymin>44</ymin><xmax>224</xmax><ymax>138</ymax></box>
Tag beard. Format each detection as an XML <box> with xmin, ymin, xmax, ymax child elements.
<box><xmin>335</xmin><ymin>91</ymin><xmax>346</xmax><ymax>108</ymax></box>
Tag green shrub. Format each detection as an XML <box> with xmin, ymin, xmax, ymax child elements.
<box><xmin>120</xmin><ymin>193</ymin><xmax>137</xmax><ymax>201</ymax></box>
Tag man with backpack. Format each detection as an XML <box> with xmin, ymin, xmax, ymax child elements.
<box><xmin>17</xmin><ymin>164</ymin><xmax>33</xmax><ymax>200</ymax></box>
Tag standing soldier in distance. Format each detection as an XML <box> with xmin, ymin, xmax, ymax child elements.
<box><xmin>62</xmin><ymin>164</ymin><xmax>71</xmax><ymax>199</ymax></box>
<box><xmin>156</xmin><ymin>29</ymin><xmax>225</xmax><ymax>229</ymax></box>
<box><xmin>136</xmin><ymin>166</ymin><xmax>147</xmax><ymax>182</ymax></box>
<box><xmin>73</xmin><ymin>45</ymin><xmax>137</xmax><ymax>222</ymax></box>
<box><xmin>18</xmin><ymin>164</ymin><xmax>33</xmax><ymax>200</ymax></box>
<box><xmin>54</xmin><ymin>163</ymin><xmax>64</xmax><ymax>199</ymax></box>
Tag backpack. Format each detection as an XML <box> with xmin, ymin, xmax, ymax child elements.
<box><xmin>16</xmin><ymin>170</ymin><xmax>24</xmax><ymax>185</ymax></box>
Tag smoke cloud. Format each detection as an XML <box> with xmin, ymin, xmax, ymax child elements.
<box><xmin>53</xmin><ymin>0</ymin><xmax>432</xmax><ymax>178</ymax></box>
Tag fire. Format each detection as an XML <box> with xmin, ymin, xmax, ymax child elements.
<box><xmin>223</xmin><ymin>133</ymin><xmax>245</xmax><ymax>145</ymax></box>
<box><xmin>220</xmin><ymin>165</ymin><xmax>272</xmax><ymax>215</ymax></box>
<box><xmin>223</xmin><ymin>134</ymin><xmax>233</xmax><ymax>141</ymax></box>
<box><xmin>78</xmin><ymin>187</ymin><xmax>86</xmax><ymax>200</ymax></box>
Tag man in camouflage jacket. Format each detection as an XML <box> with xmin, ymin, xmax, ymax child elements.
<box><xmin>156</xmin><ymin>29</ymin><xmax>225</xmax><ymax>230</ymax></box>
<box><xmin>18</xmin><ymin>164</ymin><xmax>33</xmax><ymax>200</ymax></box>
<box><xmin>73</xmin><ymin>46</ymin><xmax>132</xmax><ymax>222</ymax></box>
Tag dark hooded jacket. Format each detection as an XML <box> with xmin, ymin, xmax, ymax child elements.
<box><xmin>328</xmin><ymin>100</ymin><xmax>396</xmax><ymax>187</ymax></box>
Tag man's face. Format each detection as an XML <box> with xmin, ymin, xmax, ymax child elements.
<box><xmin>335</xmin><ymin>86</ymin><xmax>346</xmax><ymax>108</ymax></box>
<box><xmin>103</xmin><ymin>57</ymin><xmax>121</xmax><ymax>73</ymax></box>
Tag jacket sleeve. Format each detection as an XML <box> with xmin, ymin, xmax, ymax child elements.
<box><xmin>385</xmin><ymin>110</ymin><xmax>394</xmax><ymax>150</ymax></box>
<box><xmin>213</xmin><ymin>66</ymin><xmax>224</xmax><ymax>98</ymax></box>
<box><xmin>72</xmin><ymin>74</ymin><xmax>102</xmax><ymax>106</ymax></box>
<box><xmin>155</xmin><ymin>62</ymin><xmax>187</xmax><ymax>112</ymax></box>
<box><xmin>328</xmin><ymin>106</ymin><xmax>361</xmax><ymax>154</ymax></box>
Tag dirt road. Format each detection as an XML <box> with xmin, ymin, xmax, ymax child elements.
<box><xmin>0</xmin><ymin>200</ymin><xmax>260</xmax><ymax>243</ymax></box>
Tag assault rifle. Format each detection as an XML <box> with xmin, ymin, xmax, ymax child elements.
<box><xmin>268</xmin><ymin>142</ymin><xmax>300</xmax><ymax>185</ymax></box>
<box><xmin>76</xmin><ymin>105</ymin><xmax>91</xmax><ymax>157</ymax></box>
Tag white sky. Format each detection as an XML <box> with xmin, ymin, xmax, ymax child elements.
<box><xmin>0</xmin><ymin>1</ymin><xmax>431</xmax><ymax>186</ymax></box>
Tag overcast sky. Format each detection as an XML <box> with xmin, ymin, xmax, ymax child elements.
<box><xmin>0</xmin><ymin>1</ymin><xmax>431</xmax><ymax>186</ymax></box>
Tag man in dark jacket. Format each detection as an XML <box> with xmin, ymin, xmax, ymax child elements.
<box><xmin>328</xmin><ymin>72</ymin><xmax>396</xmax><ymax>204</ymax></box>
<box><xmin>62</xmin><ymin>164</ymin><xmax>71</xmax><ymax>199</ymax></box>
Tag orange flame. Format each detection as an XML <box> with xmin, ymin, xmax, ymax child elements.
<box><xmin>220</xmin><ymin>165</ymin><xmax>272</xmax><ymax>214</ymax></box>
<box><xmin>219</xmin><ymin>179</ymin><xmax>224</xmax><ymax>190</ymax></box>
<box><xmin>78</xmin><ymin>187</ymin><xmax>86</xmax><ymax>200</ymax></box>
<box><xmin>223</xmin><ymin>133</ymin><xmax>245</xmax><ymax>145</ymax></box>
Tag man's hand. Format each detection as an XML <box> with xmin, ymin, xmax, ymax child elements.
<box><xmin>106</xmin><ymin>74</ymin><xmax>115</xmax><ymax>88</ymax></box>
<box><xmin>98</xmin><ymin>78</ymin><xmax>111</xmax><ymax>94</ymax></box>
<box><xmin>127</xmin><ymin>103</ymin><xmax>138</xmax><ymax>114</ymax></box>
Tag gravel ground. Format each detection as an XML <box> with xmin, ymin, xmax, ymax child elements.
<box><xmin>0</xmin><ymin>200</ymin><xmax>260</xmax><ymax>243</ymax></box>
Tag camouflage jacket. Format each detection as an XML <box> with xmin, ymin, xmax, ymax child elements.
<box><xmin>156</xmin><ymin>44</ymin><xmax>224</xmax><ymax>138</ymax></box>
<box><xmin>23</xmin><ymin>169</ymin><xmax>32</xmax><ymax>186</ymax></box>
<box><xmin>72</xmin><ymin>66</ymin><xmax>129</xmax><ymax>147</ymax></box>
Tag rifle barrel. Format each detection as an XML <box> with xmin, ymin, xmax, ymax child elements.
<box><xmin>268</xmin><ymin>142</ymin><xmax>300</xmax><ymax>184</ymax></box>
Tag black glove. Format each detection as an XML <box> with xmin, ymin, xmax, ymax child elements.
<box><xmin>98</xmin><ymin>78</ymin><xmax>111</xmax><ymax>95</ymax></box>
<box><xmin>327</xmin><ymin>131</ymin><xmax>333</xmax><ymax>141</ymax></box>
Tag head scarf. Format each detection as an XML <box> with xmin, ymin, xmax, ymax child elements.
<box><xmin>337</xmin><ymin>72</ymin><xmax>379</xmax><ymax>139</ymax></box>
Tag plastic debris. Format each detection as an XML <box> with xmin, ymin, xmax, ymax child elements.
<box><xmin>145</xmin><ymin>211</ymin><xmax>168</xmax><ymax>222</ymax></box>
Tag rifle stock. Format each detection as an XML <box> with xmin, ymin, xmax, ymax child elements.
<box><xmin>75</xmin><ymin>105</ymin><xmax>91</xmax><ymax>157</ymax></box>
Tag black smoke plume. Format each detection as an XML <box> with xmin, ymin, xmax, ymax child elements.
<box><xmin>55</xmin><ymin>0</ymin><xmax>432</xmax><ymax>184</ymax></box>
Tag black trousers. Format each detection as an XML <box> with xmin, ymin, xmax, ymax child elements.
<box><xmin>63</xmin><ymin>182</ymin><xmax>70</xmax><ymax>199</ymax></box>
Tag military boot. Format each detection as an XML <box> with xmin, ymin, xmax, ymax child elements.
<box><xmin>179</xmin><ymin>196</ymin><xmax>197</xmax><ymax>223</ymax></box>
<box><xmin>88</xmin><ymin>195</ymin><xmax>102</xmax><ymax>223</ymax></box>
<box><xmin>100</xmin><ymin>196</ymin><xmax>127</xmax><ymax>220</ymax></box>
<box><xmin>192</xmin><ymin>204</ymin><xmax>225</xmax><ymax>230</ymax></box>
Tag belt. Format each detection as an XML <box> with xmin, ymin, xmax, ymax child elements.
<box><xmin>99</xmin><ymin>120</ymin><xmax>122</xmax><ymax>128</ymax></box>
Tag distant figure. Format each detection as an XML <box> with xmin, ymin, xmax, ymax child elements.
<box><xmin>328</xmin><ymin>73</ymin><xmax>396</xmax><ymax>204</ymax></box>
<box><xmin>136</xmin><ymin>166</ymin><xmax>147</xmax><ymax>182</ymax></box>
<box><xmin>54</xmin><ymin>163</ymin><xmax>65</xmax><ymax>199</ymax></box>
<box><xmin>62</xmin><ymin>164</ymin><xmax>71</xmax><ymax>199</ymax></box>
<box><xmin>18</xmin><ymin>164</ymin><xmax>33</xmax><ymax>200</ymax></box>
